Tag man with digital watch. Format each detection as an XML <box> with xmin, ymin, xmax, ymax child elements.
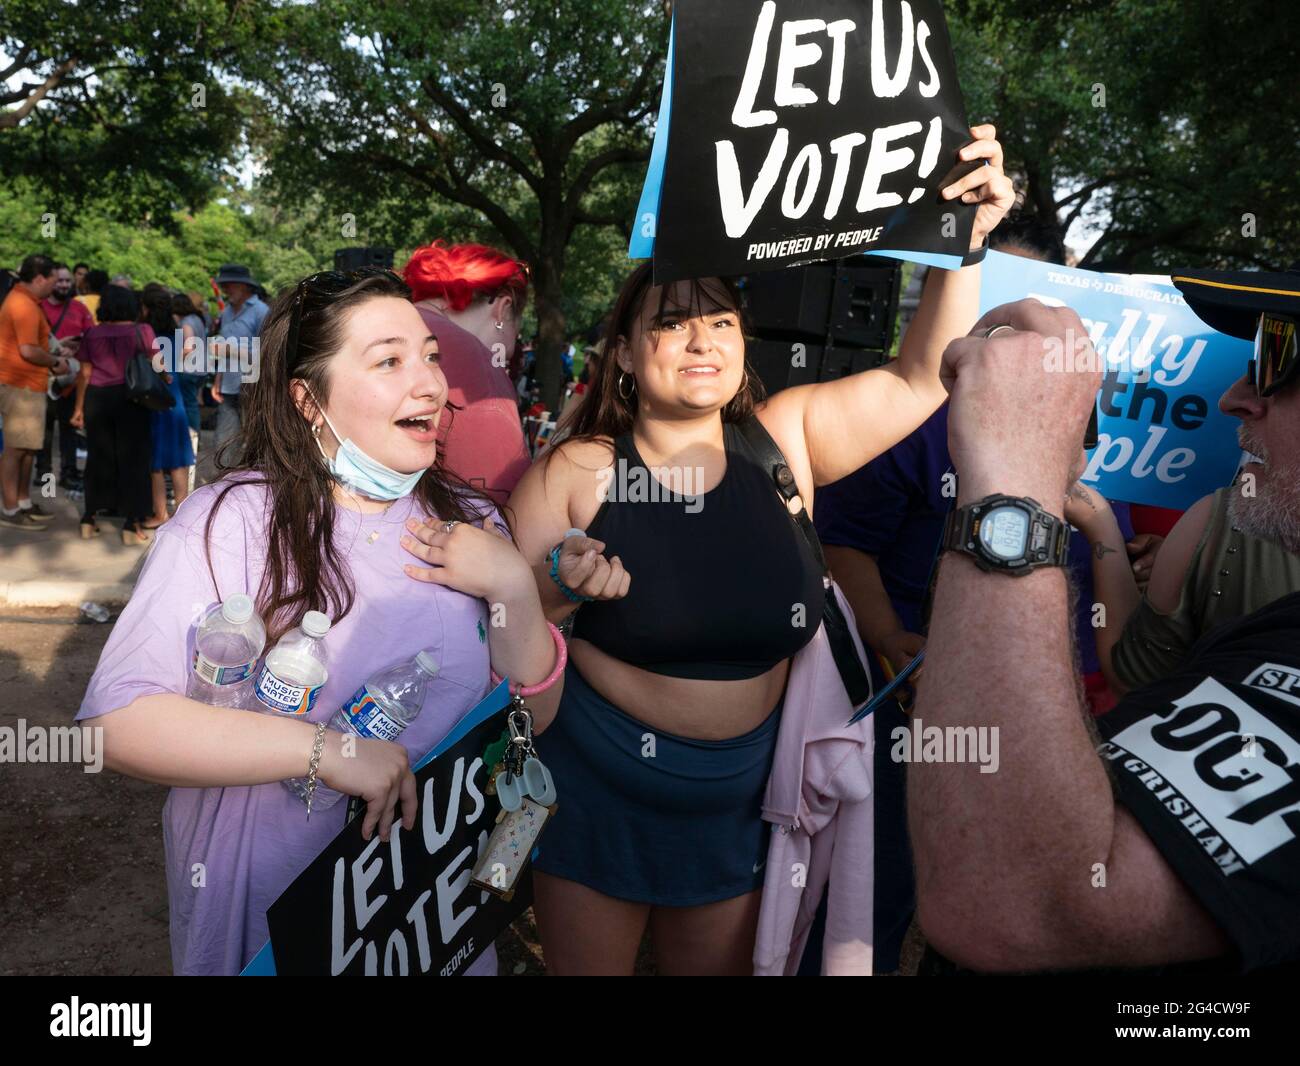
<box><xmin>910</xmin><ymin>301</ymin><xmax>1300</xmax><ymax>978</ymax></box>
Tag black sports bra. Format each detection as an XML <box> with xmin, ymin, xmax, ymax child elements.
<box><xmin>570</xmin><ymin>421</ymin><xmax>824</xmax><ymax>680</ymax></box>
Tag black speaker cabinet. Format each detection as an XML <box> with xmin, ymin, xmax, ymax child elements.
<box><xmin>740</xmin><ymin>255</ymin><xmax>900</xmax><ymax>351</ymax></box>
<box><xmin>747</xmin><ymin>339</ymin><xmax>890</xmax><ymax>396</ymax></box>
<box><xmin>333</xmin><ymin>246</ymin><xmax>395</xmax><ymax>272</ymax></box>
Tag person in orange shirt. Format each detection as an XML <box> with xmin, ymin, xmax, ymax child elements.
<box><xmin>0</xmin><ymin>254</ymin><xmax>64</xmax><ymax>529</ymax></box>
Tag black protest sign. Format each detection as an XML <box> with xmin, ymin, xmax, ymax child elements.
<box><xmin>653</xmin><ymin>0</ymin><xmax>978</xmax><ymax>284</ymax></box>
<box><xmin>266</xmin><ymin>706</ymin><xmax>529</xmax><ymax>976</ymax></box>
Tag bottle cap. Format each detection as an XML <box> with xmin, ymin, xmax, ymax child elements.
<box><xmin>415</xmin><ymin>650</ymin><xmax>440</xmax><ymax>677</ymax></box>
<box><xmin>223</xmin><ymin>594</ymin><xmax>254</xmax><ymax>626</ymax></box>
<box><xmin>302</xmin><ymin>610</ymin><xmax>331</xmax><ymax>638</ymax></box>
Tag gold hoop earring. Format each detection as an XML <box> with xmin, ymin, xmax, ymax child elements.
<box><xmin>617</xmin><ymin>371</ymin><xmax>637</xmax><ymax>401</ymax></box>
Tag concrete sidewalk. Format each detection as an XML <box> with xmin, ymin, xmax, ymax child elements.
<box><xmin>0</xmin><ymin>427</ymin><xmax>222</xmax><ymax>608</ymax></box>
<box><xmin>0</xmin><ymin>487</ymin><xmax>151</xmax><ymax>607</ymax></box>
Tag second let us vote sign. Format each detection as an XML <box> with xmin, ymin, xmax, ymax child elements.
<box><xmin>979</xmin><ymin>250</ymin><xmax>1250</xmax><ymax>511</ymax></box>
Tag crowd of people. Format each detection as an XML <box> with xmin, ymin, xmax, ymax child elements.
<box><xmin>6</xmin><ymin>120</ymin><xmax>1292</xmax><ymax>977</ymax></box>
<box><xmin>0</xmin><ymin>257</ymin><xmax>265</xmax><ymax>542</ymax></box>
<box><xmin>0</xmin><ymin>253</ymin><xmax>599</xmax><ymax>545</ymax></box>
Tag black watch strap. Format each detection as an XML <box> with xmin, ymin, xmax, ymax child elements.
<box><xmin>942</xmin><ymin>494</ymin><xmax>1071</xmax><ymax>576</ymax></box>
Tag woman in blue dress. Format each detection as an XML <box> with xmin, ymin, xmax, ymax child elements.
<box><xmin>141</xmin><ymin>286</ymin><xmax>195</xmax><ymax>527</ymax></box>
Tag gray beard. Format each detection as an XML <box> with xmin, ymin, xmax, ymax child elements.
<box><xmin>1227</xmin><ymin>465</ymin><xmax>1300</xmax><ymax>553</ymax></box>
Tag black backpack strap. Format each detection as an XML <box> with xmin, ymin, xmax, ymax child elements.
<box><xmin>733</xmin><ymin>414</ymin><xmax>827</xmax><ymax>575</ymax></box>
<box><xmin>734</xmin><ymin>413</ymin><xmax>873</xmax><ymax>711</ymax></box>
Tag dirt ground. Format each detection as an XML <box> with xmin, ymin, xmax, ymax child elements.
<box><xmin>0</xmin><ymin>607</ymin><xmax>916</xmax><ymax>976</ymax></box>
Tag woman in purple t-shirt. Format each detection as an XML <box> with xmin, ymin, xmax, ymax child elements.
<box><xmin>78</xmin><ymin>269</ymin><xmax>564</xmax><ymax>975</ymax></box>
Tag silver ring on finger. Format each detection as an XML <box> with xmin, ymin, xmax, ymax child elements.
<box><xmin>984</xmin><ymin>324</ymin><xmax>1015</xmax><ymax>339</ymax></box>
<box><xmin>442</xmin><ymin>520</ymin><xmax>459</xmax><ymax>534</ymax></box>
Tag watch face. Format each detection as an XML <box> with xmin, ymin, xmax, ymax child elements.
<box><xmin>979</xmin><ymin>505</ymin><xmax>1029</xmax><ymax>561</ymax></box>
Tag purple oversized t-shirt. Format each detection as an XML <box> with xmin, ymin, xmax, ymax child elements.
<box><xmin>77</xmin><ymin>478</ymin><xmax>499</xmax><ymax>976</ymax></box>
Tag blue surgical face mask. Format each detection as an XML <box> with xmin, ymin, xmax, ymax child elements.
<box><xmin>311</xmin><ymin>402</ymin><xmax>425</xmax><ymax>501</ymax></box>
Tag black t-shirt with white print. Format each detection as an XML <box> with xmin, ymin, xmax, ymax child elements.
<box><xmin>1096</xmin><ymin>590</ymin><xmax>1300</xmax><ymax>975</ymax></box>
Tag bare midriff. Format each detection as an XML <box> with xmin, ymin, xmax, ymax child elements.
<box><xmin>568</xmin><ymin>637</ymin><xmax>788</xmax><ymax>741</ymax></box>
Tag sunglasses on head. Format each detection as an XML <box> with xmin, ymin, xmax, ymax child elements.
<box><xmin>1247</xmin><ymin>311</ymin><xmax>1300</xmax><ymax>397</ymax></box>
<box><xmin>285</xmin><ymin>267</ymin><xmax>404</xmax><ymax>375</ymax></box>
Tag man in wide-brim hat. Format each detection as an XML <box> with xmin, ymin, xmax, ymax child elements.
<box><xmin>210</xmin><ymin>264</ymin><xmax>269</xmax><ymax>456</ymax></box>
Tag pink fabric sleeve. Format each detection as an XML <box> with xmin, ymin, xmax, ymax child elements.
<box><xmin>822</xmin><ymin>757</ymin><xmax>875</xmax><ymax>976</ymax></box>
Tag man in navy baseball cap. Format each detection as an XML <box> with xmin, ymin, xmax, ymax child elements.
<box><xmin>1173</xmin><ymin>263</ymin><xmax>1300</xmax><ymax>397</ymax></box>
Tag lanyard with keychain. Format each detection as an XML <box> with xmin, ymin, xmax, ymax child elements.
<box><xmin>470</xmin><ymin>694</ymin><xmax>558</xmax><ymax>900</ymax></box>
<box><xmin>341</xmin><ymin>694</ymin><xmax>559</xmax><ymax>901</ymax></box>
<box><xmin>345</xmin><ymin>622</ymin><xmax>567</xmax><ymax>899</ymax></box>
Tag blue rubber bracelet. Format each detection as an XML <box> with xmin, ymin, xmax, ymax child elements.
<box><xmin>549</xmin><ymin>543</ymin><xmax>594</xmax><ymax>603</ymax></box>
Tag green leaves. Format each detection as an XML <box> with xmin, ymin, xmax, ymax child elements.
<box><xmin>0</xmin><ymin>0</ymin><xmax>256</xmax><ymax>225</ymax></box>
<box><xmin>949</xmin><ymin>0</ymin><xmax>1300</xmax><ymax>270</ymax></box>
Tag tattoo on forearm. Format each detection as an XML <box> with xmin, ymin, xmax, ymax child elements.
<box><xmin>1093</xmin><ymin>542</ymin><xmax>1118</xmax><ymax>561</ymax></box>
<box><xmin>1067</xmin><ymin>484</ymin><xmax>1098</xmax><ymax>511</ymax></box>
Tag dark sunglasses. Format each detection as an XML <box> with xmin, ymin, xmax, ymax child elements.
<box><xmin>1084</xmin><ymin>403</ymin><xmax>1099</xmax><ymax>450</ymax></box>
<box><xmin>285</xmin><ymin>267</ymin><xmax>405</xmax><ymax>375</ymax></box>
<box><xmin>1248</xmin><ymin>311</ymin><xmax>1299</xmax><ymax>397</ymax></box>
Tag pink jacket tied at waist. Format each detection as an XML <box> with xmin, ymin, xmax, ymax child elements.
<box><xmin>754</xmin><ymin>583</ymin><xmax>875</xmax><ymax>976</ymax></box>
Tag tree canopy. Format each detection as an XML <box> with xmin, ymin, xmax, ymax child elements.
<box><xmin>3</xmin><ymin>0</ymin><xmax>1298</xmax><ymax>390</ymax></box>
<box><xmin>0</xmin><ymin>0</ymin><xmax>254</xmax><ymax>231</ymax></box>
<box><xmin>950</xmin><ymin>0</ymin><xmax>1300</xmax><ymax>270</ymax></box>
<box><xmin>235</xmin><ymin>0</ymin><xmax>669</xmax><ymax>407</ymax></box>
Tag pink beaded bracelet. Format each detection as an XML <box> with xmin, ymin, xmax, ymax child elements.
<box><xmin>490</xmin><ymin>621</ymin><xmax>568</xmax><ymax>698</ymax></box>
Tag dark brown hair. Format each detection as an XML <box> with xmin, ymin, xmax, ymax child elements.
<box><xmin>205</xmin><ymin>271</ymin><xmax>493</xmax><ymax>641</ymax></box>
<box><xmin>557</xmin><ymin>262</ymin><xmax>762</xmax><ymax>445</ymax></box>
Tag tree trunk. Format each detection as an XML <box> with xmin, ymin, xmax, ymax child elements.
<box><xmin>531</xmin><ymin>266</ymin><xmax>568</xmax><ymax>418</ymax></box>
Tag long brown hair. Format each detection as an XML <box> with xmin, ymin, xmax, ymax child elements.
<box><xmin>558</xmin><ymin>262</ymin><xmax>762</xmax><ymax>446</ymax></box>
<box><xmin>205</xmin><ymin>270</ymin><xmax>492</xmax><ymax>641</ymax></box>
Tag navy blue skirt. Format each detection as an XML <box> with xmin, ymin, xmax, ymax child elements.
<box><xmin>532</xmin><ymin>663</ymin><xmax>781</xmax><ymax>906</ymax></box>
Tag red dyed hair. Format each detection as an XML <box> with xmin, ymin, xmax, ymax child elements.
<box><xmin>403</xmin><ymin>240</ymin><xmax>529</xmax><ymax>314</ymax></box>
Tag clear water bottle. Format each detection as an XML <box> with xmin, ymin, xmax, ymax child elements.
<box><xmin>285</xmin><ymin>649</ymin><xmax>439</xmax><ymax>809</ymax></box>
<box><xmin>187</xmin><ymin>594</ymin><xmax>266</xmax><ymax>708</ymax></box>
<box><xmin>252</xmin><ymin>610</ymin><xmax>331</xmax><ymax>717</ymax></box>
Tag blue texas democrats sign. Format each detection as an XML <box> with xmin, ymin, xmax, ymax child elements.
<box><xmin>632</xmin><ymin>0</ymin><xmax>981</xmax><ymax>283</ymax></box>
<box><xmin>980</xmin><ymin>250</ymin><xmax>1250</xmax><ymax>511</ymax></box>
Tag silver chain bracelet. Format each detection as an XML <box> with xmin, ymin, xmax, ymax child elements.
<box><xmin>304</xmin><ymin>721</ymin><xmax>328</xmax><ymax>820</ymax></box>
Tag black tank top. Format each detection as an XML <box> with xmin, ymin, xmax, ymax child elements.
<box><xmin>571</xmin><ymin>421</ymin><xmax>825</xmax><ymax>680</ymax></box>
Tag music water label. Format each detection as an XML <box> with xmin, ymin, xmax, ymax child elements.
<box><xmin>340</xmin><ymin>686</ymin><xmax>403</xmax><ymax>741</ymax></box>
<box><xmin>192</xmin><ymin>649</ymin><xmax>256</xmax><ymax>687</ymax></box>
<box><xmin>254</xmin><ymin>664</ymin><xmax>323</xmax><ymax>716</ymax></box>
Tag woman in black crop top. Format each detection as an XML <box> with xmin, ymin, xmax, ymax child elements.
<box><xmin>506</xmin><ymin>124</ymin><xmax>1014</xmax><ymax>975</ymax></box>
